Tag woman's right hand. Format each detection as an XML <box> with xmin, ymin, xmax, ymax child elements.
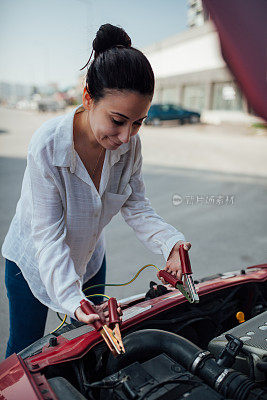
<box><xmin>74</xmin><ymin>301</ymin><xmax>122</xmax><ymax>325</ymax></box>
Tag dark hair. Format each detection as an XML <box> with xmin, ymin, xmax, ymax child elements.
<box><xmin>80</xmin><ymin>24</ymin><xmax>154</xmax><ymax>103</ymax></box>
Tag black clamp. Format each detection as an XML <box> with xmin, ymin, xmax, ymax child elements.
<box><xmin>216</xmin><ymin>334</ymin><xmax>243</xmax><ymax>368</ymax></box>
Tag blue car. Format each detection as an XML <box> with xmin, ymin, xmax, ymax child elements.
<box><xmin>145</xmin><ymin>104</ymin><xmax>201</xmax><ymax>125</ymax></box>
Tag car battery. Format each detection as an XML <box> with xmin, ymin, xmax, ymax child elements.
<box><xmin>99</xmin><ymin>353</ymin><xmax>226</xmax><ymax>400</ymax></box>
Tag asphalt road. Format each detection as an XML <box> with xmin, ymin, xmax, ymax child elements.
<box><xmin>0</xmin><ymin>106</ymin><xmax>266</xmax><ymax>360</ymax></box>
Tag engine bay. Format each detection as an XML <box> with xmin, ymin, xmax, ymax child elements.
<box><xmin>20</xmin><ymin>279</ymin><xmax>267</xmax><ymax>400</ymax></box>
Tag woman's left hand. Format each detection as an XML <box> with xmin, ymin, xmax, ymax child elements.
<box><xmin>157</xmin><ymin>240</ymin><xmax>192</xmax><ymax>283</ymax></box>
<box><xmin>94</xmin><ymin>301</ymin><xmax>123</xmax><ymax>326</ymax></box>
<box><xmin>75</xmin><ymin>301</ymin><xmax>122</xmax><ymax>325</ymax></box>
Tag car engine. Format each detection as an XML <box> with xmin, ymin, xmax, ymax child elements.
<box><xmin>47</xmin><ymin>318</ymin><xmax>267</xmax><ymax>400</ymax></box>
<box><xmin>19</xmin><ymin>280</ymin><xmax>267</xmax><ymax>400</ymax></box>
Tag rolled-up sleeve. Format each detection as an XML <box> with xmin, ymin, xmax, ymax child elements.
<box><xmin>28</xmin><ymin>151</ymin><xmax>88</xmax><ymax>318</ymax></box>
<box><xmin>120</xmin><ymin>136</ymin><xmax>186</xmax><ymax>261</ymax></box>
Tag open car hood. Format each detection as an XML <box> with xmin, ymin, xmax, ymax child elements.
<box><xmin>0</xmin><ymin>263</ymin><xmax>266</xmax><ymax>400</ymax></box>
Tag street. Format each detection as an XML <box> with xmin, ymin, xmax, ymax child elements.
<box><xmin>0</xmin><ymin>106</ymin><xmax>266</xmax><ymax>360</ymax></box>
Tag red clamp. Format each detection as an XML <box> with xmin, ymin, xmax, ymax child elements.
<box><xmin>80</xmin><ymin>298</ymin><xmax>125</xmax><ymax>356</ymax></box>
<box><xmin>158</xmin><ymin>244</ymin><xmax>199</xmax><ymax>303</ymax></box>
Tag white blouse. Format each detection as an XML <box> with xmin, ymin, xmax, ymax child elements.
<box><xmin>2</xmin><ymin>104</ymin><xmax>186</xmax><ymax>319</ymax></box>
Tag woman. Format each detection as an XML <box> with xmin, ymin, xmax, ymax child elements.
<box><xmin>2</xmin><ymin>23</ymin><xmax>191</xmax><ymax>358</ymax></box>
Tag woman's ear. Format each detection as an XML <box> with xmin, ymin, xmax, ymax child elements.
<box><xmin>82</xmin><ymin>87</ymin><xmax>92</xmax><ymax>110</ymax></box>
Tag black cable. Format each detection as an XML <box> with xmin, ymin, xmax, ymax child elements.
<box><xmin>56</xmin><ymin>312</ymin><xmax>64</xmax><ymax>321</ymax></box>
<box><xmin>137</xmin><ymin>375</ymin><xmax>202</xmax><ymax>400</ymax></box>
<box><xmin>86</xmin><ymin>382</ymin><xmax>121</xmax><ymax>389</ymax></box>
<box><xmin>84</xmin><ymin>376</ymin><xmax>128</xmax><ymax>390</ymax></box>
<box><xmin>56</xmin><ymin>312</ymin><xmax>70</xmax><ymax>325</ymax></box>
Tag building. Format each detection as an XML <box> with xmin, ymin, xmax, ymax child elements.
<box><xmin>143</xmin><ymin>2</ymin><xmax>255</xmax><ymax>123</ymax></box>
<box><xmin>187</xmin><ymin>0</ymin><xmax>209</xmax><ymax>28</ymax></box>
<box><xmin>0</xmin><ymin>82</ymin><xmax>32</xmax><ymax>104</ymax></box>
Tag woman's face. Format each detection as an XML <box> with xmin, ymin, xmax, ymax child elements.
<box><xmin>82</xmin><ymin>89</ymin><xmax>152</xmax><ymax>150</ymax></box>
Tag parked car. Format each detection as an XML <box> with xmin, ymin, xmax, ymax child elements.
<box><xmin>0</xmin><ymin>263</ymin><xmax>266</xmax><ymax>399</ymax></box>
<box><xmin>145</xmin><ymin>104</ymin><xmax>201</xmax><ymax>125</ymax></box>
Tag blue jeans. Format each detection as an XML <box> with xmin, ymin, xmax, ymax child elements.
<box><xmin>4</xmin><ymin>256</ymin><xmax>106</xmax><ymax>358</ymax></box>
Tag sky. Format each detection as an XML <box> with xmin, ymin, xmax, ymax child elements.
<box><xmin>0</xmin><ymin>0</ymin><xmax>188</xmax><ymax>89</ymax></box>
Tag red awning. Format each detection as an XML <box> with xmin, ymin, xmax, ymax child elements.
<box><xmin>202</xmin><ymin>0</ymin><xmax>267</xmax><ymax>121</ymax></box>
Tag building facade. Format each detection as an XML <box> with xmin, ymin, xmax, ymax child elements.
<box><xmin>187</xmin><ymin>0</ymin><xmax>209</xmax><ymax>28</ymax></box>
<box><xmin>143</xmin><ymin>19</ymin><xmax>251</xmax><ymax>122</ymax></box>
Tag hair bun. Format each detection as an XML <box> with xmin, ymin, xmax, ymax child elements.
<box><xmin>93</xmin><ymin>23</ymin><xmax>131</xmax><ymax>56</ymax></box>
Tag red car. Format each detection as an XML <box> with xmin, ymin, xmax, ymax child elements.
<box><xmin>1</xmin><ymin>263</ymin><xmax>266</xmax><ymax>400</ymax></box>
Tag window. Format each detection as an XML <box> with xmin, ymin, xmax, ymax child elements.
<box><xmin>212</xmin><ymin>82</ymin><xmax>243</xmax><ymax>111</ymax></box>
<box><xmin>183</xmin><ymin>85</ymin><xmax>205</xmax><ymax>111</ymax></box>
<box><xmin>161</xmin><ymin>88</ymin><xmax>179</xmax><ymax>104</ymax></box>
